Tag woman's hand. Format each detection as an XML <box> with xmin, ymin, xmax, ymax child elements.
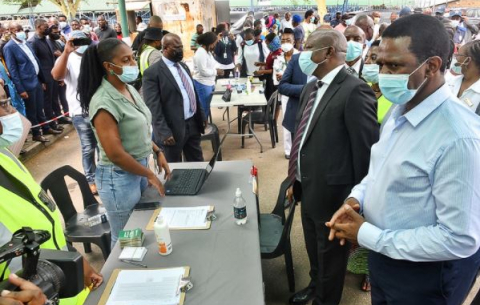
<box><xmin>156</xmin><ymin>151</ymin><xmax>171</xmax><ymax>180</ymax></box>
<box><xmin>148</xmin><ymin>172</ymin><xmax>165</xmax><ymax>196</ymax></box>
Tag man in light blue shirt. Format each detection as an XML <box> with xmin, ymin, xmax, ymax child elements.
<box><xmin>327</xmin><ymin>14</ymin><xmax>480</xmax><ymax>305</ymax></box>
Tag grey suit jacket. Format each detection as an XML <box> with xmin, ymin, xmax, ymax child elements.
<box><xmin>294</xmin><ymin>67</ymin><xmax>379</xmax><ymax>220</ymax></box>
<box><xmin>142</xmin><ymin>59</ymin><xmax>206</xmax><ymax>147</ymax></box>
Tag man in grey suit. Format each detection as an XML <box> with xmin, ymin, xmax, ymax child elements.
<box><xmin>287</xmin><ymin>29</ymin><xmax>379</xmax><ymax>305</ymax></box>
<box><xmin>143</xmin><ymin>34</ymin><xmax>206</xmax><ymax>162</ymax></box>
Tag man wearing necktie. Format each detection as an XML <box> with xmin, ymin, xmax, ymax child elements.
<box><xmin>143</xmin><ymin>34</ymin><xmax>207</xmax><ymax>162</ymax></box>
<box><xmin>287</xmin><ymin>29</ymin><xmax>379</xmax><ymax>305</ymax></box>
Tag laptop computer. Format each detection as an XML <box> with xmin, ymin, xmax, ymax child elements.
<box><xmin>164</xmin><ymin>152</ymin><xmax>218</xmax><ymax>196</ymax></box>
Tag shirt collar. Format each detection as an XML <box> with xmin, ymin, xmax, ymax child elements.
<box><xmin>320</xmin><ymin>64</ymin><xmax>344</xmax><ymax>86</ymax></box>
<box><xmin>466</xmin><ymin>78</ymin><xmax>480</xmax><ymax>94</ymax></box>
<box><xmin>162</xmin><ymin>56</ymin><xmax>175</xmax><ymax>67</ymax></box>
<box><xmin>403</xmin><ymin>84</ymin><xmax>452</xmax><ymax>127</ymax></box>
<box><xmin>101</xmin><ymin>78</ymin><xmax>139</xmax><ymax>104</ymax></box>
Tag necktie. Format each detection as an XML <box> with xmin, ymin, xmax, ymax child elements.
<box><xmin>288</xmin><ymin>81</ymin><xmax>323</xmax><ymax>183</ymax></box>
<box><xmin>174</xmin><ymin>63</ymin><xmax>197</xmax><ymax>114</ymax></box>
<box><xmin>346</xmin><ymin>66</ymin><xmax>356</xmax><ymax>75</ymax></box>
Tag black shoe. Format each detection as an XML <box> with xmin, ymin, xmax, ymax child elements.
<box><xmin>32</xmin><ymin>135</ymin><xmax>50</xmax><ymax>143</ymax></box>
<box><xmin>58</xmin><ymin>117</ymin><xmax>72</xmax><ymax>124</ymax></box>
<box><xmin>44</xmin><ymin>129</ymin><xmax>62</xmax><ymax>135</ymax></box>
<box><xmin>289</xmin><ymin>286</ymin><xmax>316</xmax><ymax>305</ymax></box>
<box><xmin>52</xmin><ymin>125</ymin><xmax>64</xmax><ymax>131</ymax></box>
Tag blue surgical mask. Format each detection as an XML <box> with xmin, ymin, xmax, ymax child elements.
<box><xmin>378</xmin><ymin>59</ymin><xmax>429</xmax><ymax>105</ymax></box>
<box><xmin>451</xmin><ymin>56</ymin><xmax>470</xmax><ymax>75</ymax></box>
<box><xmin>362</xmin><ymin>64</ymin><xmax>379</xmax><ymax>83</ymax></box>
<box><xmin>346</xmin><ymin>41</ymin><xmax>364</xmax><ymax>61</ymax></box>
<box><xmin>0</xmin><ymin>112</ymin><xmax>24</xmax><ymax>148</ymax></box>
<box><xmin>299</xmin><ymin>47</ymin><xmax>330</xmax><ymax>76</ymax></box>
<box><xmin>111</xmin><ymin>63</ymin><xmax>139</xmax><ymax>83</ymax></box>
<box><xmin>15</xmin><ymin>32</ymin><xmax>26</xmax><ymax>42</ymax></box>
<box><xmin>310</xmin><ymin>17</ymin><xmax>315</xmax><ymax>23</ymax></box>
<box><xmin>76</xmin><ymin>45</ymin><xmax>88</xmax><ymax>54</ymax></box>
<box><xmin>245</xmin><ymin>39</ymin><xmax>254</xmax><ymax>46</ymax></box>
<box><xmin>345</xmin><ymin>19</ymin><xmax>353</xmax><ymax>26</ymax></box>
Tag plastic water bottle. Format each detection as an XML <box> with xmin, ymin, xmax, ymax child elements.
<box><xmin>154</xmin><ymin>216</ymin><xmax>172</xmax><ymax>255</ymax></box>
<box><xmin>246</xmin><ymin>78</ymin><xmax>252</xmax><ymax>95</ymax></box>
<box><xmin>233</xmin><ymin>188</ymin><xmax>247</xmax><ymax>225</ymax></box>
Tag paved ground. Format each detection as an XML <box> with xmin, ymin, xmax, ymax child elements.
<box><xmin>23</xmin><ymin>107</ymin><xmax>477</xmax><ymax>305</ymax></box>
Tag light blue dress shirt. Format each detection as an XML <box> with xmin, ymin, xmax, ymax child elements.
<box><xmin>351</xmin><ymin>84</ymin><xmax>480</xmax><ymax>262</ymax></box>
<box><xmin>162</xmin><ymin>56</ymin><xmax>195</xmax><ymax>120</ymax></box>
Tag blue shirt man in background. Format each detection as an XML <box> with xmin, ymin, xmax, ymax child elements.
<box><xmin>327</xmin><ymin>14</ymin><xmax>480</xmax><ymax>305</ymax></box>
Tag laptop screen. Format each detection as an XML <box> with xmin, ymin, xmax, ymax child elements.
<box><xmin>205</xmin><ymin>150</ymin><xmax>219</xmax><ymax>178</ymax></box>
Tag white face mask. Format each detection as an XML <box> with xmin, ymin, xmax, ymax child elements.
<box><xmin>281</xmin><ymin>43</ymin><xmax>294</xmax><ymax>53</ymax></box>
<box><xmin>450</xmin><ymin>20</ymin><xmax>460</xmax><ymax>27</ymax></box>
<box><xmin>0</xmin><ymin>112</ymin><xmax>23</xmax><ymax>148</ymax></box>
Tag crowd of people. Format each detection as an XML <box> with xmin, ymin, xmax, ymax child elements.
<box><xmin>1</xmin><ymin>4</ymin><xmax>480</xmax><ymax>305</ymax></box>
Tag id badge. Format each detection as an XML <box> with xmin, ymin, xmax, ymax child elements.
<box><xmin>223</xmin><ymin>53</ymin><xmax>227</xmax><ymax>59</ymax></box>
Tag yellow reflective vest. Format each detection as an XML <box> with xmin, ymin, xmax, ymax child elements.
<box><xmin>0</xmin><ymin>148</ymin><xmax>88</xmax><ymax>305</ymax></box>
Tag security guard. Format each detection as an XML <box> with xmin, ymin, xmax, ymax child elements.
<box><xmin>0</xmin><ymin>86</ymin><xmax>103</xmax><ymax>305</ymax></box>
<box><xmin>138</xmin><ymin>27</ymin><xmax>163</xmax><ymax>76</ymax></box>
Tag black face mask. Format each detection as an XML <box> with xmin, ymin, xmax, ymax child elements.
<box><xmin>116</xmin><ymin>31</ymin><xmax>122</xmax><ymax>35</ymax></box>
<box><xmin>171</xmin><ymin>49</ymin><xmax>184</xmax><ymax>62</ymax></box>
<box><xmin>49</xmin><ymin>33</ymin><xmax>60</xmax><ymax>40</ymax></box>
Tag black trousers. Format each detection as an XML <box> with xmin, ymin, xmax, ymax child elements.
<box><xmin>43</xmin><ymin>80</ymin><xmax>61</xmax><ymax>123</ymax></box>
<box><xmin>298</xmin><ymin>182</ymin><xmax>350</xmax><ymax>305</ymax></box>
<box><xmin>163</xmin><ymin>118</ymin><xmax>203</xmax><ymax>163</ymax></box>
<box><xmin>369</xmin><ymin>248</ymin><xmax>480</xmax><ymax>305</ymax></box>
<box><xmin>58</xmin><ymin>82</ymin><xmax>69</xmax><ymax>113</ymax></box>
<box><xmin>24</xmin><ymin>84</ymin><xmax>49</xmax><ymax>136</ymax></box>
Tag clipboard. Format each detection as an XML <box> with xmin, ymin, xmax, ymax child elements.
<box><xmin>146</xmin><ymin>206</ymin><xmax>215</xmax><ymax>231</ymax></box>
<box><xmin>98</xmin><ymin>266</ymin><xmax>191</xmax><ymax>305</ymax></box>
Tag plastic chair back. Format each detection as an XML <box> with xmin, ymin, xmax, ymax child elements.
<box><xmin>40</xmin><ymin>165</ymin><xmax>98</xmax><ymax>224</ymax></box>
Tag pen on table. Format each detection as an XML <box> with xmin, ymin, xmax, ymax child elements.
<box><xmin>121</xmin><ymin>260</ymin><xmax>147</xmax><ymax>268</ymax></box>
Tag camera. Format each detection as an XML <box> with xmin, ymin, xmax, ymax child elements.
<box><xmin>0</xmin><ymin>227</ymin><xmax>84</xmax><ymax>305</ymax></box>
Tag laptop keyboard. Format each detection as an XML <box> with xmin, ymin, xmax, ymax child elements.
<box><xmin>168</xmin><ymin>169</ymin><xmax>205</xmax><ymax>195</ymax></box>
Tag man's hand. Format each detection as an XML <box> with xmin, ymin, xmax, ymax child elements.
<box><xmin>19</xmin><ymin>92</ymin><xmax>28</xmax><ymax>100</ymax></box>
<box><xmin>254</xmin><ymin>62</ymin><xmax>265</xmax><ymax>67</ymax></box>
<box><xmin>163</xmin><ymin>136</ymin><xmax>176</xmax><ymax>146</ymax></box>
<box><xmin>41</xmin><ymin>84</ymin><xmax>46</xmax><ymax>91</ymax></box>
<box><xmin>327</xmin><ymin>204</ymin><xmax>365</xmax><ymax>245</ymax></box>
<box><xmin>0</xmin><ymin>274</ymin><xmax>47</xmax><ymax>305</ymax></box>
<box><xmin>326</xmin><ymin>198</ymin><xmax>360</xmax><ymax>245</ymax></box>
<box><xmin>216</xmin><ymin>69</ymin><xmax>224</xmax><ymax>76</ymax></box>
<box><xmin>254</xmin><ymin>70</ymin><xmax>263</xmax><ymax>76</ymax></box>
<box><xmin>53</xmin><ymin>50</ymin><xmax>62</xmax><ymax>57</ymax></box>
<box><xmin>276</xmin><ymin>73</ymin><xmax>283</xmax><ymax>81</ymax></box>
<box><xmin>64</xmin><ymin>39</ymin><xmax>76</xmax><ymax>54</ymax></box>
<box><xmin>286</xmin><ymin>186</ymin><xmax>294</xmax><ymax>203</ymax></box>
<box><xmin>156</xmin><ymin>151</ymin><xmax>171</xmax><ymax>180</ymax></box>
<box><xmin>83</xmin><ymin>260</ymin><xmax>103</xmax><ymax>290</ymax></box>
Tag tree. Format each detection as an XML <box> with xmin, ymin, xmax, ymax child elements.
<box><xmin>6</xmin><ymin>0</ymin><xmax>82</xmax><ymax>19</ymax></box>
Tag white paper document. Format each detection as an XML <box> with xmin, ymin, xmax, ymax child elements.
<box><xmin>106</xmin><ymin>268</ymin><xmax>185</xmax><ymax>305</ymax></box>
<box><xmin>159</xmin><ymin>206</ymin><xmax>210</xmax><ymax>229</ymax></box>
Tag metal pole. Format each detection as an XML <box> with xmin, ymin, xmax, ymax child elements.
<box><xmin>118</xmin><ymin>0</ymin><xmax>129</xmax><ymax>38</ymax></box>
<box><xmin>250</xmin><ymin>0</ymin><xmax>254</xmax><ymax>13</ymax></box>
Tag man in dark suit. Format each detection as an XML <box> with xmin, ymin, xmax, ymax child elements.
<box><xmin>278</xmin><ymin>53</ymin><xmax>308</xmax><ymax>143</ymax></box>
<box><xmin>29</xmin><ymin>19</ymin><xmax>63</xmax><ymax>131</ymax></box>
<box><xmin>344</xmin><ymin>25</ymin><xmax>366</xmax><ymax>79</ymax></box>
<box><xmin>3</xmin><ymin>22</ymin><xmax>60</xmax><ymax>142</ymax></box>
<box><xmin>287</xmin><ymin>29</ymin><xmax>379</xmax><ymax>305</ymax></box>
<box><xmin>143</xmin><ymin>33</ymin><xmax>206</xmax><ymax>163</ymax></box>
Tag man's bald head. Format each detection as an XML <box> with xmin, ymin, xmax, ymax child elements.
<box><xmin>162</xmin><ymin>33</ymin><xmax>183</xmax><ymax>62</ymax></box>
<box><xmin>306</xmin><ymin>29</ymin><xmax>347</xmax><ymax>54</ymax></box>
<box><xmin>8</xmin><ymin>22</ymin><xmax>22</xmax><ymax>32</ymax></box>
<box><xmin>355</xmin><ymin>14</ymin><xmax>374</xmax><ymax>40</ymax></box>
<box><xmin>344</xmin><ymin>25</ymin><xmax>366</xmax><ymax>44</ymax></box>
<box><xmin>149</xmin><ymin>15</ymin><xmax>163</xmax><ymax>28</ymax></box>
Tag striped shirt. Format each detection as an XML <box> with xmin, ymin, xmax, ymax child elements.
<box><xmin>351</xmin><ymin>84</ymin><xmax>480</xmax><ymax>262</ymax></box>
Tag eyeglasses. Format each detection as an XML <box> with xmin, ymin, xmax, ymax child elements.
<box><xmin>0</xmin><ymin>98</ymin><xmax>11</xmax><ymax>108</ymax></box>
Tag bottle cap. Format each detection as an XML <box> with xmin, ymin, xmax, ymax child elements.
<box><xmin>235</xmin><ymin>188</ymin><xmax>242</xmax><ymax>197</ymax></box>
